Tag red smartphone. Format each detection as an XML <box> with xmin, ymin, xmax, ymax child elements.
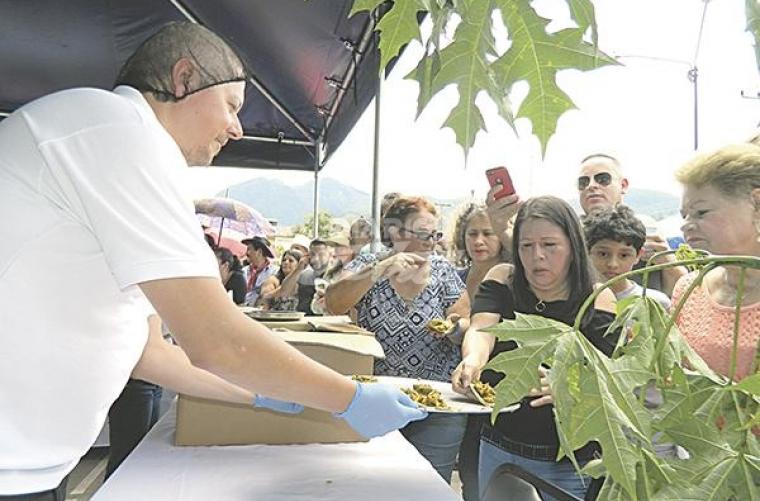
<box><xmin>486</xmin><ymin>166</ymin><xmax>516</xmax><ymax>200</ymax></box>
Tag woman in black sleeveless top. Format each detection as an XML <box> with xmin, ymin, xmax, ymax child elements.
<box><xmin>452</xmin><ymin>196</ymin><xmax>618</xmax><ymax>501</ymax></box>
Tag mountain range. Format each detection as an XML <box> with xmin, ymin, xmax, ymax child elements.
<box><xmin>224</xmin><ymin>177</ymin><xmax>680</xmax><ymax>227</ymax></box>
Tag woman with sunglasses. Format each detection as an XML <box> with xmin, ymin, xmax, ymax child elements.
<box><xmin>326</xmin><ymin>195</ymin><xmax>471</xmax><ymax>483</ymax></box>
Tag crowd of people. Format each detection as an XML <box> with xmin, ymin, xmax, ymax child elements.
<box><xmin>3</xmin><ymin>19</ymin><xmax>760</xmax><ymax>501</ymax></box>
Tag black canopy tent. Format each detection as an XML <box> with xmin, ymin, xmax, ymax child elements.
<box><xmin>0</xmin><ymin>0</ymin><xmax>389</xmax><ymax>236</ymax></box>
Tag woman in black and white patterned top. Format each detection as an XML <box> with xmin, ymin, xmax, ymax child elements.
<box><xmin>326</xmin><ymin>195</ymin><xmax>470</xmax><ymax>484</ymax></box>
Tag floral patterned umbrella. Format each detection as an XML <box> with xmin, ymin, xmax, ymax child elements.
<box><xmin>194</xmin><ymin>198</ymin><xmax>275</xmax><ymax>244</ymax></box>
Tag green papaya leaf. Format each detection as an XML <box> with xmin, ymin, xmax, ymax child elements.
<box><xmin>560</xmin><ymin>354</ymin><xmax>652</xmax><ymax>498</ymax></box>
<box><xmin>733</xmin><ymin>373</ymin><xmax>760</xmax><ymax>395</ymax></box>
<box><xmin>405</xmin><ymin>50</ymin><xmax>441</xmax><ymax>118</ymax></box>
<box><xmin>429</xmin><ymin>0</ymin><xmax>510</xmax><ymax>154</ymax></box>
<box><xmin>352</xmin><ymin>0</ymin><xmax>427</xmax><ymax>71</ymax></box>
<box><xmin>491</xmin><ymin>0</ymin><xmax>617</xmax><ymax>154</ymax></box>
<box><xmin>568</xmin><ymin>0</ymin><xmax>598</xmax><ymax>45</ymax></box>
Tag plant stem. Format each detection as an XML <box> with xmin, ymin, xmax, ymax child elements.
<box><xmin>649</xmin><ymin>263</ymin><xmax>716</xmax><ymax>375</ymax></box>
<box><xmin>572</xmin><ymin>254</ymin><xmax>760</xmax><ymax>332</ymax></box>
<box><xmin>728</xmin><ymin>268</ymin><xmax>747</xmax><ymax>382</ymax></box>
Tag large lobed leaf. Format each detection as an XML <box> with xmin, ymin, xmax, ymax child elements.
<box><xmin>481</xmin><ymin>313</ymin><xmax>572</xmax><ymax>420</ymax></box>
<box><xmin>351</xmin><ymin>0</ymin><xmax>427</xmax><ymax>71</ymax></box>
<box><xmin>559</xmin><ymin>344</ymin><xmax>653</xmax><ymax>498</ymax></box>
<box><xmin>353</xmin><ymin>0</ymin><xmax>616</xmax><ymax>157</ymax></box>
<box><xmin>428</xmin><ymin>0</ymin><xmax>513</xmax><ymax>154</ymax></box>
<box><xmin>492</xmin><ymin>0</ymin><xmax>617</xmax><ymax>154</ymax></box>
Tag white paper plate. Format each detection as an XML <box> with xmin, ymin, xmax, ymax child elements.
<box><xmin>373</xmin><ymin>376</ymin><xmax>519</xmax><ymax>414</ymax></box>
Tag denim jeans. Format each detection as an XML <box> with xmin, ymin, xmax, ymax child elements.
<box><xmin>479</xmin><ymin>438</ymin><xmax>588</xmax><ymax>501</ymax></box>
<box><xmin>106</xmin><ymin>378</ymin><xmax>163</xmax><ymax>478</ymax></box>
<box><xmin>400</xmin><ymin>413</ymin><xmax>467</xmax><ymax>483</ymax></box>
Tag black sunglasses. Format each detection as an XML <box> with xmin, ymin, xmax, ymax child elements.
<box><xmin>400</xmin><ymin>227</ymin><xmax>443</xmax><ymax>241</ymax></box>
<box><xmin>577</xmin><ymin>172</ymin><xmax>613</xmax><ymax>190</ymax></box>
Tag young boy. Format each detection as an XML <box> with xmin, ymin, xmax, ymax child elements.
<box><xmin>584</xmin><ymin>205</ymin><xmax>671</xmax><ymax>310</ymax></box>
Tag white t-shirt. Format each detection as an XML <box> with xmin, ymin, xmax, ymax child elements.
<box><xmin>616</xmin><ymin>281</ymin><xmax>672</xmax><ymax>311</ymax></box>
<box><xmin>0</xmin><ymin>86</ymin><xmax>218</xmax><ymax>494</ymax></box>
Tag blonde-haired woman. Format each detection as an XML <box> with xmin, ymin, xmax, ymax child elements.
<box><xmin>674</xmin><ymin>143</ymin><xmax>760</xmax><ymax>380</ymax></box>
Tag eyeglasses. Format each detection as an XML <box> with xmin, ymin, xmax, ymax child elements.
<box><xmin>577</xmin><ymin>172</ymin><xmax>613</xmax><ymax>190</ymax></box>
<box><xmin>400</xmin><ymin>227</ymin><xmax>443</xmax><ymax>241</ymax></box>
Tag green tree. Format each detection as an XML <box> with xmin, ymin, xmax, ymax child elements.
<box><xmin>294</xmin><ymin>210</ymin><xmax>333</xmax><ymax>239</ymax></box>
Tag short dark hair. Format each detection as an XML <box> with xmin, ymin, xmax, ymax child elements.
<box><xmin>511</xmin><ymin>196</ymin><xmax>595</xmax><ymax>312</ymax></box>
<box><xmin>583</xmin><ymin>205</ymin><xmax>646</xmax><ymax>251</ymax></box>
<box><xmin>382</xmin><ymin>195</ymin><xmax>438</xmax><ymax>247</ymax></box>
<box><xmin>214</xmin><ymin>246</ymin><xmax>242</xmax><ymax>271</ymax></box>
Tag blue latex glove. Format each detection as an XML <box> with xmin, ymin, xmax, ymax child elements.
<box><xmin>253</xmin><ymin>395</ymin><xmax>304</xmax><ymax>414</ymax></box>
<box><xmin>334</xmin><ymin>383</ymin><xmax>428</xmax><ymax>439</ymax></box>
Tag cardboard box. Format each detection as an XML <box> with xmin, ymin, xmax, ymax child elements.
<box><xmin>175</xmin><ymin>328</ymin><xmax>384</xmax><ymax>446</ymax></box>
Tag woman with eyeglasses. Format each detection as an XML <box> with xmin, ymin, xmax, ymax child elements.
<box><xmin>672</xmin><ymin>144</ymin><xmax>760</xmax><ymax>381</ymax></box>
<box><xmin>325</xmin><ymin>195</ymin><xmax>471</xmax><ymax>483</ymax></box>
<box><xmin>452</xmin><ymin>196</ymin><xmax>618</xmax><ymax>500</ymax></box>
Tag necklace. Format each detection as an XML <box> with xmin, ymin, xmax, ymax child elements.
<box><xmin>535</xmin><ymin>300</ymin><xmax>546</xmax><ymax>312</ymax></box>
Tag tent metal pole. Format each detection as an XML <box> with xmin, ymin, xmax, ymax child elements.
<box><xmin>370</xmin><ymin>72</ymin><xmax>382</xmax><ymax>253</ymax></box>
<box><xmin>313</xmin><ymin>140</ymin><xmax>322</xmax><ymax>239</ymax></box>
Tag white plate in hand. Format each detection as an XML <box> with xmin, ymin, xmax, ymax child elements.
<box><xmin>372</xmin><ymin>376</ymin><xmax>519</xmax><ymax>414</ymax></box>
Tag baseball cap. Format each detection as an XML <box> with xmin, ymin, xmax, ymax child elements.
<box><xmin>291</xmin><ymin>234</ymin><xmax>311</xmax><ymax>251</ymax></box>
<box><xmin>241</xmin><ymin>236</ymin><xmax>275</xmax><ymax>258</ymax></box>
<box><xmin>325</xmin><ymin>233</ymin><xmax>350</xmax><ymax>248</ymax></box>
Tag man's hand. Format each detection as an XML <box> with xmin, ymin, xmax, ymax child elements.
<box><xmin>335</xmin><ymin>382</ymin><xmax>428</xmax><ymax>439</ymax></box>
<box><xmin>528</xmin><ymin>366</ymin><xmax>553</xmax><ymax>407</ymax></box>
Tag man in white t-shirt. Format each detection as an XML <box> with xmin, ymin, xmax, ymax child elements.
<box><xmin>0</xmin><ymin>22</ymin><xmax>424</xmax><ymax>498</ymax></box>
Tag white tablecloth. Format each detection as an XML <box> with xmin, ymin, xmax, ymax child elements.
<box><xmin>93</xmin><ymin>402</ymin><xmax>461</xmax><ymax>500</ymax></box>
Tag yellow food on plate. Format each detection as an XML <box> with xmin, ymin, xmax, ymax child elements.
<box><xmin>402</xmin><ymin>384</ymin><xmax>450</xmax><ymax>410</ymax></box>
<box><xmin>470</xmin><ymin>380</ymin><xmax>496</xmax><ymax>406</ymax></box>
<box><xmin>427</xmin><ymin>318</ymin><xmax>453</xmax><ymax>335</ymax></box>
<box><xmin>351</xmin><ymin>374</ymin><xmax>378</xmax><ymax>383</ymax></box>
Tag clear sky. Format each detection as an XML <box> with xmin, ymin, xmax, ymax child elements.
<box><xmin>194</xmin><ymin>0</ymin><xmax>760</xmax><ymax>212</ymax></box>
